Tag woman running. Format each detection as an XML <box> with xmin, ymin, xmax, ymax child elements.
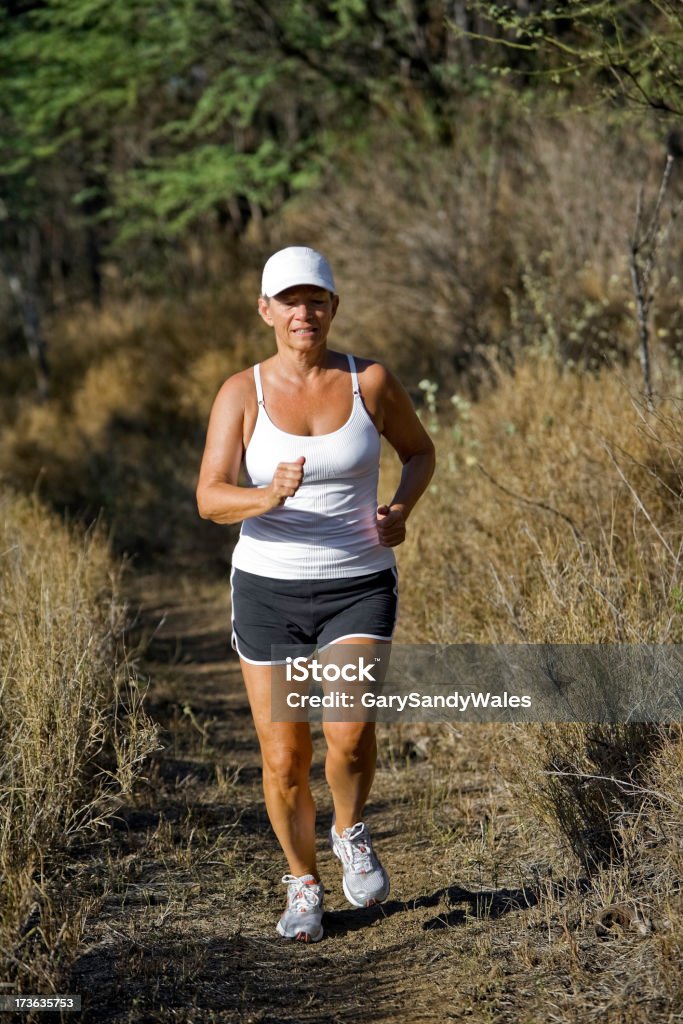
<box><xmin>196</xmin><ymin>246</ymin><xmax>435</xmax><ymax>941</ymax></box>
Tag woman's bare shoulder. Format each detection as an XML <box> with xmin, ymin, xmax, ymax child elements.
<box><xmin>212</xmin><ymin>365</ymin><xmax>258</xmax><ymax>409</ymax></box>
<box><xmin>352</xmin><ymin>356</ymin><xmax>405</xmax><ymax>401</ymax></box>
<box><xmin>351</xmin><ymin>356</ymin><xmax>390</xmax><ymax>384</ymax></box>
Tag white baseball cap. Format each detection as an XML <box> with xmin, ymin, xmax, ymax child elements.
<box><xmin>261</xmin><ymin>246</ymin><xmax>336</xmax><ymax>297</ymax></box>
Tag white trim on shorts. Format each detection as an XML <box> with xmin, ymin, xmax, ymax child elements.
<box><xmin>234</xmin><ymin>647</ymin><xmax>289</xmax><ymax>666</ymax></box>
<box><xmin>317</xmin><ymin>632</ymin><xmax>393</xmax><ymax>651</ymax></box>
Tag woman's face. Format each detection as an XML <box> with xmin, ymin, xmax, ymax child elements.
<box><xmin>258</xmin><ymin>285</ymin><xmax>339</xmax><ymax>351</ymax></box>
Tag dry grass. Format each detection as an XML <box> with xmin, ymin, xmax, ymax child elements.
<box><xmin>386</xmin><ymin>351</ymin><xmax>683</xmax><ymax>1017</ymax></box>
<box><xmin>0</xmin><ymin>490</ymin><xmax>158</xmax><ymax>993</ymax></box>
<box><xmin>396</xmin><ymin>355</ymin><xmax>682</xmax><ymax>645</ymax></box>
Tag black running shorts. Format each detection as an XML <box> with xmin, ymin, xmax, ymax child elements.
<box><xmin>230</xmin><ymin>567</ymin><xmax>399</xmax><ymax>664</ymax></box>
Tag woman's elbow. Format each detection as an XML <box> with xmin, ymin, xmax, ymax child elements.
<box><xmin>196</xmin><ymin>491</ymin><xmax>240</xmax><ymax>525</ymax></box>
<box><xmin>415</xmin><ymin>440</ymin><xmax>436</xmax><ymax>469</ymax></box>
<box><xmin>416</xmin><ymin>441</ymin><xmax>436</xmax><ymax>484</ymax></box>
<box><xmin>196</xmin><ymin>486</ymin><xmax>215</xmax><ymax>521</ymax></box>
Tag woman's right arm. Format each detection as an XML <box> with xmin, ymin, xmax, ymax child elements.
<box><xmin>196</xmin><ymin>375</ymin><xmax>305</xmax><ymax>525</ymax></box>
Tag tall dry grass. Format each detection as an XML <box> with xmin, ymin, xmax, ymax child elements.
<box><xmin>391</xmin><ymin>352</ymin><xmax>682</xmax><ymax>995</ymax></box>
<box><xmin>0</xmin><ymin>490</ymin><xmax>158</xmax><ymax>991</ymax></box>
<box><xmin>397</xmin><ymin>356</ymin><xmax>681</xmax><ymax>644</ymax></box>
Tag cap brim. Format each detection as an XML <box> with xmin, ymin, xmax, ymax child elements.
<box><xmin>268</xmin><ymin>275</ymin><xmax>336</xmax><ymax>296</ymax></box>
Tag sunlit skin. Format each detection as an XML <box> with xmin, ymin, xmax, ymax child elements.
<box><xmin>196</xmin><ymin>279</ymin><xmax>435</xmax><ymax>881</ymax></box>
<box><xmin>258</xmin><ymin>284</ymin><xmax>339</xmax><ymax>354</ymax></box>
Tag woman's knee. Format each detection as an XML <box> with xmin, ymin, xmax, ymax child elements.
<box><xmin>262</xmin><ymin>742</ymin><xmax>313</xmax><ymax>790</ymax></box>
<box><xmin>324</xmin><ymin>723</ymin><xmax>376</xmax><ymax>765</ymax></box>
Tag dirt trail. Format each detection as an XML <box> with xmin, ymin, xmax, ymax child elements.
<box><xmin>68</xmin><ymin>571</ymin><xmax>550</xmax><ymax>1023</ymax></box>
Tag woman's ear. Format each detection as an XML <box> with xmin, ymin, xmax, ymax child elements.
<box><xmin>258</xmin><ymin>295</ymin><xmax>274</xmax><ymax>326</ymax></box>
<box><xmin>331</xmin><ymin>294</ymin><xmax>340</xmax><ymax>320</ymax></box>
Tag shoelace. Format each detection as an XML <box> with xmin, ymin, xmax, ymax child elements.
<box><xmin>281</xmin><ymin>875</ymin><xmax>322</xmax><ymax>913</ymax></box>
<box><xmin>337</xmin><ymin>824</ymin><xmax>375</xmax><ymax>874</ymax></box>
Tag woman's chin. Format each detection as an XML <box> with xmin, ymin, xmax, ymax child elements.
<box><xmin>281</xmin><ymin>333</ymin><xmax>326</xmax><ymax>349</ymax></box>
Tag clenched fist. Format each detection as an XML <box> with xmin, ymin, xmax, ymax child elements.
<box><xmin>376</xmin><ymin>504</ymin><xmax>406</xmax><ymax>547</ymax></box>
<box><xmin>265</xmin><ymin>456</ymin><xmax>306</xmax><ymax>508</ymax></box>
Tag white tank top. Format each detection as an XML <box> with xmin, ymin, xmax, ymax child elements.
<box><xmin>230</xmin><ymin>354</ymin><xmax>396</xmax><ymax>579</ymax></box>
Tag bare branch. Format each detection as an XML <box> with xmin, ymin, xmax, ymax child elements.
<box><xmin>476</xmin><ymin>464</ymin><xmax>584</xmax><ymax>545</ymax></box>
<box><xmin>628</xmin><ymin>153</ymin><xmax>677</xmax><ymax>406</ymax></box>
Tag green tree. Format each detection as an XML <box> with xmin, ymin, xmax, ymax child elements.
<box><xmin>0</xmin><ymin>1</ymin><xmax>456</xmax><ymax>376</ymax></box>
<box><xmin>1</xmin><ymin>0</ymin><xmax>464</xmax><ymax>260</ymax></box>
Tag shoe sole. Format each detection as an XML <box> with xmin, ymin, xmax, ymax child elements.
<box><xmin>276</xmin><ymin>921</ymin><xmax>324</xmax><ymax>942</ymax></box>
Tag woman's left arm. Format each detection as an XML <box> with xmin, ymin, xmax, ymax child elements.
<box><xmin>373</xmin><ymin>365</ymin><xmax>436</xmax><ymax>548</ymax></box>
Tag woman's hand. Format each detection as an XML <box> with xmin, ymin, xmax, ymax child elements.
<box><xmin>265</xmin><ymin>456</ymin><xmax>306</xmax><ymax>508</ymax></box>
<box><xmin>376</xmin><ymin>504</ymin><xmax>406</xmax><ymax>547</ymax></box>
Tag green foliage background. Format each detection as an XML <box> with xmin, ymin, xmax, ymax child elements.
<box><xmin>2</xmin><ymin>1</ymin><xmax>681</xmax><ymax>288</ymax></box>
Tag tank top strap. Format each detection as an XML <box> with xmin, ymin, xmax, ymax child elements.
<box><xmin>253</xmin><ymin>364</ymin><xmax>265</xmax><ymax>406</ymax></box>
<box><xmin>346</xmin><ymin>354</ymin><xmax>361</xmax><ymax>397</ymax></box>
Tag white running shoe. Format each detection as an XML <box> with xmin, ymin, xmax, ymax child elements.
<box><xmin>329</xmin><ymin>821</ymin><xmax>390</xmax><ymax>908</ymax></box>
<box><xmin>276</xmin><ymin>874</ymin><xmax>325</xmax><ymax>942</ymax></box>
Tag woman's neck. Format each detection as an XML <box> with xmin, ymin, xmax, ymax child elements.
<box><xmin>272</xmin><ymin>345</ymin><xmax>339</xmax><ymax>381</ymax></box>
